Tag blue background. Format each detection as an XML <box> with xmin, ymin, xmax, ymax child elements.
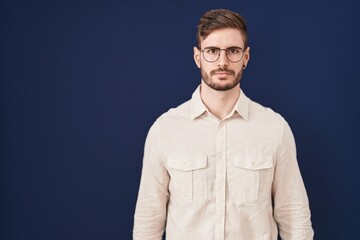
<box><xmin>1</xmin><ymin>0</ymin><xmax>359</xmax><ymax>239</ymax></box>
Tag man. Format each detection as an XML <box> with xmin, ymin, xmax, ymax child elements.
<box><xmin>133</xmin><ymin>9</ymin><xmax>314</xmax><ymax>240</ymax></box>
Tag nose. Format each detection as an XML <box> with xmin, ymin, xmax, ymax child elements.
<box><xmin>217</xmin><ymin>49</ymin><xmax>229</xmax><ymax>67</ymax></box>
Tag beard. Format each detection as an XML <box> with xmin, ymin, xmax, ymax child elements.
<box><xmin>201</xmin><ymin>67</ymin><xmax>243</xmax><ymax>91</ymax></box>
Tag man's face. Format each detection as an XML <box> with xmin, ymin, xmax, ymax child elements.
<box><xmin>194</xmin><ymin>28</ymin><xmax>250</xmax><ymax>91</ymax></box>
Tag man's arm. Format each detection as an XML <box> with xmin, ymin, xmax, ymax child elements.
<box><xmin>272</xmin><ymin>121</ymin><xmax>314</xmax><ymax>239</ymax></box>
<box><xmin>133</xmin><ymin>123</ymin><xmax>169</xmax><ymax>240</ymax></box>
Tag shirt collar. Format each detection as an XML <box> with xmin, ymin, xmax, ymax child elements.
<box><xmin>235</xmin><ymin>89</ymin><xmax>250</xmax><ymax>121</ymax></box>
<box><xmin>190</xmin><ymin>86</ymin><xmax>250</xmax><ymax>121</ymax></box>
<box><xmin>190</xmin><ymin>85</ymin><xmax>207</xmax><ymax>119</ymax></box>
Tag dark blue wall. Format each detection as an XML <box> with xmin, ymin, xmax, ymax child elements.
<box><xmin>1</xmin><ymin>1</ymin><xmax>359</xmax><ymax>239</ymax></box>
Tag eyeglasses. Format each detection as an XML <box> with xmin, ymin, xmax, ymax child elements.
<box><xmin>201</xmin><ymin>46</ymin><xmax>245</xmax><ymax>63</ymax></box>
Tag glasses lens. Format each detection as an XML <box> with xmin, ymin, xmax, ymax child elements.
<box><xmin>226</xmin><ymin>48</ymin><xmax>244</xmax><ymax>62</ymax></box>
<box><xmin>203</xmin><ymin>47</ymin><xmax>220</xmax><ymax>62</ymax></box>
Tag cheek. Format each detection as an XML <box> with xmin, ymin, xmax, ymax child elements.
<box><xmin>233</xmin><ymin>64</ymin><xmax>243</xmax><ymax>73</ymax></box>
<box><xmin>200</xmin><ymin>62</ymin><xmax>214</xmax><ymax>72</ymax></box>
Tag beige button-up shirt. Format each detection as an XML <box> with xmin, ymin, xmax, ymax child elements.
<box><xmin>133</xmin><ymin>87</ymin><xmax>314</xmax><ymax>240</ymax></box>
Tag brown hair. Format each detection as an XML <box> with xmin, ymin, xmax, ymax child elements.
<box><xmin>196</xmin><ymin>9</ymin><xmax>248</xmax><ymax>49</ymax></box>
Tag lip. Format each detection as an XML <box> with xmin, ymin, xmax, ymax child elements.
<box><xmin>214</xmin><ymin>72</ymin><xmax>232</xmax><ymax>77</ymax></box>
<box><xmin>215</xmin><ymin>71</ymin><xmax>231</xmax><ymax>75</ymax></box>
<box><xmin>215</xmin><ymin>71</ymin><xmax>231</xmax><ymax>76</ymax></box>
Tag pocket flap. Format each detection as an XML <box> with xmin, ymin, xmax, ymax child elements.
<box><xmin>167</xmin><ymin>156</ymin><xmax>207</xmax><ymax>171</ymax></box>
<box><xmin>234</xmin><ymin>154</ymin><xmax>273</xmax><ymax>170</ymax></box>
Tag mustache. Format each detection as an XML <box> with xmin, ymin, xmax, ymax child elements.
<box><xmin>210</xmin><ymin>68</ymin><xmax>235</xmax><ymax>76</ymax></box>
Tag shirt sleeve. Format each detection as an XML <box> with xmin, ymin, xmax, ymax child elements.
<box><xmin>133</xmin><ymin>122</ymin><xmax>169</xmax><ymax>240</ymax></box>
<box><xmin>272</xmin><ymin>121</ymin><xmax>314</xmax><ymax>240</ymax></box>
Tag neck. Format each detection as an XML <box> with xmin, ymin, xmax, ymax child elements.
<box><xmin>200</xmin><ymin>80</ymin><xmax>240</xmax><ymax>120</ymax></box>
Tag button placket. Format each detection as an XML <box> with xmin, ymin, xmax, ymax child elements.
<box><xmin>214</xmin><ymin>120</ymin><xmax>227</xmax><ymax>240</ymax></box>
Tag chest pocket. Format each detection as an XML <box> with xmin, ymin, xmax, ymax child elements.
<box><xmin>233</xmin><ymin>154</ymin><xmax>273</xmax><ymax>204</ymax></box>
<box><xmin>167</xmin><ymin>156</ymin><xmax>208</xmax><ymax>204</ymax></box>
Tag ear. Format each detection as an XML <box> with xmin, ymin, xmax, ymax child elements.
<box><xmin>193</xmin><ymin>47</ymin><xmax>201</xmax><ymax>68</ymax></box>
<box><xmin>243</xmin><ymin>46</ymin><xmax>250</xmax><ymax>68</ymax></box>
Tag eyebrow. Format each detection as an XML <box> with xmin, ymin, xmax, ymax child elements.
<box><xmin>204</xmin><ymin>46</ymin><xmax>243</xmax><ymax>49</ymax></box>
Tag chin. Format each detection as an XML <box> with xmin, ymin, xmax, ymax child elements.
<box><xmin>208</xmin><ymin>82</ymin><xmax>239</xmax><ymax>91</ymax></box>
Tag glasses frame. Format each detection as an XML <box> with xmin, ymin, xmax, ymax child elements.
<box><xmin>201</xmin><ymin>46</ymin><xmax>245</xmax><ymax>63</ymax></box>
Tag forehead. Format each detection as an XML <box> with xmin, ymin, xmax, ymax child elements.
<box><xmin>201</xmin><ymin>28</ymin><xmax>244</xmax><ymax>48</ymax></box>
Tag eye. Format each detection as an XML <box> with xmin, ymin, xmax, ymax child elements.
<box><xmin>205</xmin><ymin>47</ymin><xmax>219</xmax><ymax>55</ymax></box>
<box><xmin>227</xmin><ymin>47</ymin><xmax>240</xmax><ymax>54</ymax></box>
